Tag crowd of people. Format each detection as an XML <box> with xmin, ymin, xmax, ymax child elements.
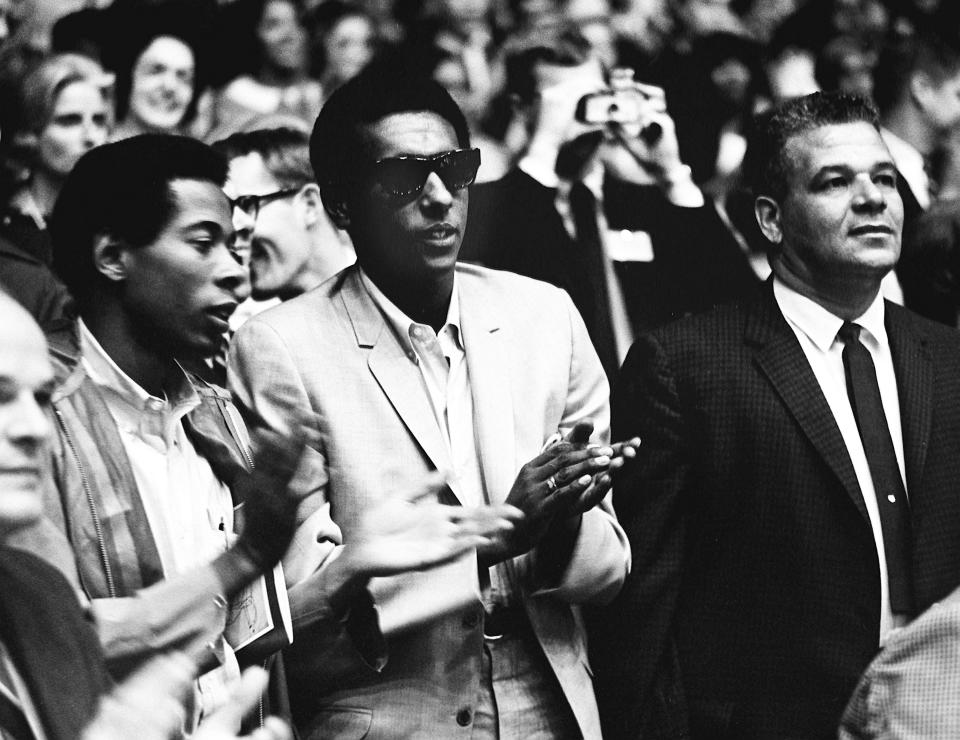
<box><xmin>3</xmin><ymin>0</ymin><xmax>960</xmax><ymax>739</ymax></box>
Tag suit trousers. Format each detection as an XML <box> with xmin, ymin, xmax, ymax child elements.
<box><xmin>473</xmin><ymin>633</ymin><xmax>580</xmax><ymax>739</ymax></box>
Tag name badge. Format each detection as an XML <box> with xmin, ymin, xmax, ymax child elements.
<box><xmin>606</xmin><ymin>229</ymin><xmax>654</xmax><ymax>262</ymax></box>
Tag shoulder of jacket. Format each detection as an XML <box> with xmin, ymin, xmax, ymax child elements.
<box><xmin>456</xmin><ymin>260</ymin><xmax>565</xmax><ymax>298</ymax></box>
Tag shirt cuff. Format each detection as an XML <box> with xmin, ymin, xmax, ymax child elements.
<box><xmin>657</xmin><ymin>164</ymin><xmax>705</xmax><ymax>207</ymax></box>
<box><xmin>518</xmin><ymin>149</ymin><xmax>561</xmax><ymax>189</ymax></box>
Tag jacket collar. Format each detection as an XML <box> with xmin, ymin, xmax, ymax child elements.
<box><xmin>746</xmin><ymin>280</ymin><xmax>934</xmax><ymax>521</ymax></box>
<box><xmin>46</xmin><ymin>321</ymin><xmax>251</xmax><ymax>596</ymax></box>
<box><xmin>746</xmin><ymin>281</ymin><xmax>868</xmax><ymax>522</ymax></box>
<box><xmin>338</xmin><ymin>264</ymin><xmax>516</xmax><ymax>503</ymax></box>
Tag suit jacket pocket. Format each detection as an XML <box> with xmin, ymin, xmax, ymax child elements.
<box><xmin>302</xmin><ymin>706</ymin><xmax>373</xmax><ymax>740</ymax></box>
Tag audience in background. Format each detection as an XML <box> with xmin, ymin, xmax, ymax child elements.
<box><xmin>0</xmin><ymin>52</ymin><xmax>111</xmax><ymax>337</ymax></box>
<box><xmin>2</xmin><ymin>53</ymin><xmax>111</xmax><ymax>259</ymax></box>
<box><xmin>305</xmin><ymin>0</ymin><xmax>378</xmax><ymax>98</ymax></box>
<box><xmin>214</xmin><ymin>126</ymin><xmax>355</xmax><ymax>332</ymax></box>
<box><xmin>218</xmin><ymin>127</ymin><xmax>354</xmax><ymax>294</ymax></box>
<box><xmin>3</xmin><ymin>0</ymin><xmax>960</xmax><ymax>738</ymax></box>
<box><xmin>462</xmin><ymin>24</ymin><xmax>758</xmax><ymax>380</ymax></box>
<box><xmin>102</xmin><ymin>4</ymin><xmax>210</xmax><ymax>141</ymax></box>
<box><xmin>874</xmin><ymin>29</ymin><xmax>960</xmax><ymax>215</ymax></box>
<box><xmin>217</xmin><ymin>0</ymin><xmax>323</xmax><ymax>135</ymax></box>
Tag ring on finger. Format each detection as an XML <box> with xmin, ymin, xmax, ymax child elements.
<box><xmin>545</xmin><ymin>474</ymin><xmax>558</xmax><ymax>492</ymax></box>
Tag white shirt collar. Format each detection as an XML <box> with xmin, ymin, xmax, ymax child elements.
<box><xmin>78</xmin><ymin>319</ymin><xmax>199</xmax><ymax>438</ymax></box>
<box><xmin>358</xmin><ymin>268</ymin><xmax>463</xmax><ymax>358</ymax></box>
<box><xmin>773</xmin><ymin>276</ymin><xmax>887</xmax><ymax>353</ymax></box>
<box><xmin>518</xmin><ymin>151</ymin><xmax>604</xmax><ymax>199</ymax></box>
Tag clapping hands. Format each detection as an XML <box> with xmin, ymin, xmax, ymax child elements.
<box><xmin>342</xmin><ymin>472</ymin><xmax>523</xmax><ymax>577</ymax></box>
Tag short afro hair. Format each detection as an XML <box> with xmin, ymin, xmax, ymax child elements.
<box><xmin>50</xmin><ymin>134</ymin><xmax>228</xmax><ymax>311</ymax></box>
<box><xmin>309</xmin><ymin>58</ymin><xmax>470</xmax><ymax>202</ymax></box>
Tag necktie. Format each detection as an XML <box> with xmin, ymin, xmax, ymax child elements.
<box><xmin>569</xmin><ymin>182</ymin><xmax>618</xmax><ymax>378</ymax></box>
<box><xmin>837</xmin><ymin>322</ymin><xmax>914</xmax><ymax>615</ymax></box>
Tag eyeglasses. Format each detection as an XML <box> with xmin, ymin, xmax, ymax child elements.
<box><xmin>365</xmin><ymin>148</ymin><xmax>481</xmax><ymax>199</ymax></box>
<box><xmin>229</xmin><ymin>188</ymin><xmax>301</xmax><ymax>220</ymax></box>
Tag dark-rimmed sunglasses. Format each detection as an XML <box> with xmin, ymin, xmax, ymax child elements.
<box><xmin>366</xmin><ymin>148</ymin><xmax>481</xmax><ymax>199</ymax></box>
<box><xmin>229</xmin><ymin>187</ymin><xmax>301</xmax><ymax>221</ymax></box>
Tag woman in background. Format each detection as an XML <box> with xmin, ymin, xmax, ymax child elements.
<box><xmin>109</xmin><ymin>31</ymin><xmax>202</xmax><ymax>140</ymax></box>
<box><xmin>217</xmin><ymin>0</ymin><xmax>323</xmax><ymax>133</ymax></box>
<box><xmin>0</xmin><ymin>53</ymin><xmax>109</xmax><ymax>337</ymax></box>
<box><xmin>307</xmin><ymin>0</ymin><xmax>378</xmax><ymax>99</ymax></box>
<box><xmin>2</xmin><ymin>52</ymin><xmax>112</xmax><ymax>263</ymax></box>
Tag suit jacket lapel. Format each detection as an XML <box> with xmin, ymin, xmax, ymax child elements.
<box><xmin>747</xmin><ymin>285</ymin><xmax>870</xmax><ymax>524</ymax></box>
<box><xmin>460</xmin><ymin>277</ymin><xmax>516</xmax><ymax>505</ymax></box>
<box><xmin>885</xmin><ymin>307</ymin><xmax>933</xmax><ymax>495</ymax></box>
<box><xmin>340</xmin><ymin>270</ymin><xmax>454</xmax><ymax>479</ymax></box>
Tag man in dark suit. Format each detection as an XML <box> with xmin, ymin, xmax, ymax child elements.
<box><xmin>460</xmin><ymin>24</ymin><xmax>758</xmax><ymax>379</ymax></box>
<box><xmin>591</xmin><ymin>91</ymin><xmax>960</xmax><ymax>739</ymax></box>
<box><xmin>872</xmin><ymin>28</ymin><xmax>960</xmax><ymax>323</ymax></box>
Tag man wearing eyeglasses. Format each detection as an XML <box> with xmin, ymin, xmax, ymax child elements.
<box><xmin>213</xmin><ymin>127</ymin><xmax>356</xmax><ymax>309</ymax></box>
<box><xmin>228</xmin><ymin>60</ymin><xmax>634</xmax><ymax>739</ymax></box>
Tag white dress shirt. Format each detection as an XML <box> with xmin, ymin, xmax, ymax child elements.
<box><xmin>773</xmin><ymin>278</ymin><xmax>908</xmax><ymax>642</ymax></box>
<box><xmin>79</xmin><ymin>321</ymin><xmax>234</xmax><ymax>575</ymax></box>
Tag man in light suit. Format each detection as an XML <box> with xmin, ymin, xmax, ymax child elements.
<box><xmin>590</xmin><ymin>91</ymin><xmax>960</xmax><ymax>739</ymax></box>
<box><xmin>228</xmin><ymin>61</ymin><xmax>634</xmax><ymax>739</ymax></box>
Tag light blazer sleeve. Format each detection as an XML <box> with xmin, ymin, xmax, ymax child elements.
<box><xmin>529</xmin><ymin>289</ymin><xmax>631</xmax><ymax>606</ymax></box>
<box><xmin>228</xmin><ymin>316</ymin><xmax>386</xmax><ymax>677</ymax></box>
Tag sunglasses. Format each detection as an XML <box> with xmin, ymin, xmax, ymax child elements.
<box><xmin>366</xmin><ymin>148</ymin><xmax>481</xmax><ymax>199</ymax></box>
<box><xmin>229</xmin><ymin>187</ymin><xmax>301</xmax><ymax>220</ymax></box>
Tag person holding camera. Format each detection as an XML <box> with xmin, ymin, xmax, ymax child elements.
<box><xmin>460</xmin><ymin>23</ymin><xmax>758</xmax><ymax>380</ymax></box>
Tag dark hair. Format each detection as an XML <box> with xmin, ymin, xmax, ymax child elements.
<box><xmin>51</xmin><ymin>2</ymin><xmax>213</xmax><ymax>125</ymax></box>
<box><xmin>112</xmin><ymin>32</ymin><xmax>203</xmax><ymax>126</ymax></box>
<box><xmin>309</xmin><ymin>58</ymin><xmax>470</xmax><ymax>197</ymax></box>
<box><xmin>305</xmin><ymin>0</ymin><xmax>376</xmax><ymax>79</ymax></box>
<box><xmin>503</xmin><ymin>23</ymin><xmax>594</xmax><ymax>105</ymax></box>
<box><xmin>213</xmin><ymin>127</ymin><xmax>314</xmax><ymax>188</ymax></box>
<box><xmin>744</xmin><ymin>91</ymin><xmax>880</xmax><ymax>201</ymax></box>
<box><xmin>50</xmin><ymin>134</ymin><xmax>228</xmax><ymax>310</ymax></box>
<box><xmin>872</xmin><ymin>28</ymin><xmax>960</xmax><ymax>116</ymax></box>
<box><xmin>814</xmin><ymin>35</ymin><xmax>876</xmax><ymax>95</ymax></box>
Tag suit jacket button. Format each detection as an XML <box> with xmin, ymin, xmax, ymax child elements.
<box><xmin>456</xmin><ymin>708</ymin><xmax>472</xmax><ymax>726</ymax></box>
<box><xmin>462</xmin><ymin>611</ymin><xmax>480</xmax><ymax>629</ymax></box>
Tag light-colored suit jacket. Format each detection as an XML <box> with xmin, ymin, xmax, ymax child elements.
<box><xmin>839</xmin><ymin>585</ymin><xmax>960</xmax><ymax>740</ymax></box>
<box><xmin>228</xmin><ymin>262</ymin><xmax>630</xmax><ymax>739</ymax></box>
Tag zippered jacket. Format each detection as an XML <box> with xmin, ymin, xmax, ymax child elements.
<box><xmin>36</xmin><ymin>332</ymin><xmax>253</xmax><ymax>677</ymax></box>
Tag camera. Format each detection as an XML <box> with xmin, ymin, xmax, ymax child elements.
<box><xmin>575</xmin><ymin>68</ymin><xmax>662</xmax><ymax>143</ymax></box>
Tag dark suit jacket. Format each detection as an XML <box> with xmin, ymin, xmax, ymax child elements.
<box><xmin>0</xmin><ymin>235</ymin><xmax>74</xmax><ymax>339</ymax></box>
<box><xmin>461</xmin><ymin>169</ymin><xmax>760</xmax><ymax>377</ymax></box>
<box><xmin>590</xmin><ymin>284</ymin><xmax>960</xmax><ymax>739</ymax></box>
<box><xmin>0</xmin><ymin>546</ymin><xmax>110</xmax><ymax>739</ymax></box>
